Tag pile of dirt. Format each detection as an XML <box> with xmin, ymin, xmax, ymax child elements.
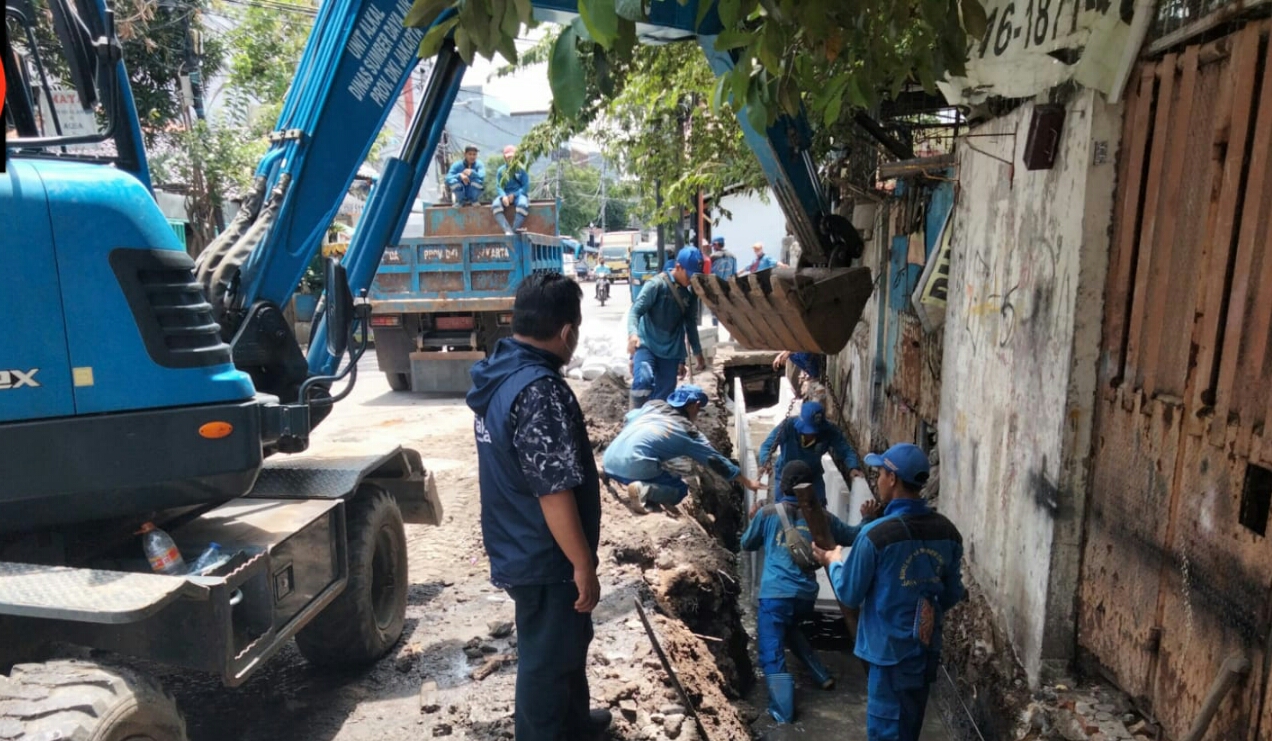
<box><xmin>576</xmin><ymin>371</ymin><xmax>632</xmax><ymax>450</ymax></box>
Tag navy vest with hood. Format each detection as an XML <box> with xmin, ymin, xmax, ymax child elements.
<box><xmin>466</xmin><ymin>338</ymin><xmax>601</xmax><ymax>588</ymax></box>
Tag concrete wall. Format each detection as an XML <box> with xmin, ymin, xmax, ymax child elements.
<box><xmin>830</xmin><ymin>201</ymin><xmax>889</xmax><ymax>454</ymax></box>
<box><xmin>938</xmin><ymin>89</ymin><xmax>1119</xmax><ymax>685</ymax></box>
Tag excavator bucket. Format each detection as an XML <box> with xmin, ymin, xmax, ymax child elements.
<box><xmin>692</xmin><ymin>266</ymin><xmax>874</xmax><ymax>354</ymax></box>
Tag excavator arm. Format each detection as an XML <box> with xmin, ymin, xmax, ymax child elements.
<box><xmin>199</xmin><ymin>0</ymin><xmax>871</xmax><ymax>398</ymax></box>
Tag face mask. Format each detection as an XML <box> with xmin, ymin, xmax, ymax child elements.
<box><xmin>563</xmin><ymin>323</ymin><xmax>580</xmax><ymax>360</ymax></box>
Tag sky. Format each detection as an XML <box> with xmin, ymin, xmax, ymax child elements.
<box><xmin>460</xmin><ymin>32</ymin><xmax>554</xmax><ymax>113</ymax></box>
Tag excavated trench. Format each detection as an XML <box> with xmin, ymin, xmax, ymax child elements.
<box><xmin>574</xmin><ymin>369</ymin><xmax>757</xmax><ymax>737</ymax></box>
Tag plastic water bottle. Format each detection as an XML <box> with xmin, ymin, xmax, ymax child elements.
<box><xmin>139</xmin><ymin>522</ymin><xmax>187</xmax><ymax>576</ymax></box>
<box><xmin>188</xmin><ymin>542</ymin><xmax>231</xmax><ymax>576</ymax></box>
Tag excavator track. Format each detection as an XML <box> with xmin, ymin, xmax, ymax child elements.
<box><xmin>692</xmin><ymin>266</ymin><xmax>874</xmax><ymax>354</ymax></box>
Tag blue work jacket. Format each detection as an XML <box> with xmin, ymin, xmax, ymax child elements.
<box><xmin>445</xmin><ymin>159</ymin><xmax>485</xmax><ymax>190</ymax></box>
<box><xmin>495</xmin><ymin>164</ymin><xmax>530</xmax><ymax>199</ymax></box>
<box><xmin>628</xmin><ymin>272</ymin><xmax>702</xmax><ymax>362</ymax></box>
<box><xmin>602</xmin><ymin>401</ymin><xmax>738</xmax><ymax>482</ymax></box>
<box><xmin>759</xmin><ymin>418</ymin><xmax>862</xmax><ymax>503</ymax></box>
<box><xmin>466</xmin><ymin>339</ymin><xmax>601</xmax><ymax>588</ymax></box>
<box><xmin>741</xmin><ymin>501</ymin><xmax>859</xmax><ymax>601</ymax></box>
<box><xmin>829</xmin><ymin>498</ymin><xmax>965</xmax><ymax>665</ymax></box>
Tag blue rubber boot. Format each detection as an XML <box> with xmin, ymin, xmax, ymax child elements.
<box><xmin>787</xmin><ymin>629</ymin><xmax>834</xmax><ymax>689</ymax></box>
<box><xmin>766</xmin><ymin>673</ymin><xmax>796</xmax><ymax>724</ymax></box>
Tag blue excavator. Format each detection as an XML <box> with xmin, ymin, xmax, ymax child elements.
<box><xmin>0</xmin><ymin>0</ymin><xmax>873</xmax><ymax>733</ymax></box>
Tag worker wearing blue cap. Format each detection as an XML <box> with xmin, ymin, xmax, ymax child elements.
<box><xmin>742</xmin><ymin>459</ymin><xmax>871</xmax><ymax>724</ymax></box>
<box><xmin>758</xmin><ymin>400</ymin><xmax>863</xmax><ymax>506</ymax></box>
<box><xmin>627</xmin><ymin>247</ymin><xmax>707</xmax><ymax>409</ymax></box>
<box><xmin>706</xmin><ymin>237</ymin><xmax>737</xmax><ymax>328</ymax></box>
<box><xmin>603</xmin><ymin>384</ymin><xmax>764</xmax><ymax>512</ymax></box>
<box><xmin>815</xmin><ymin>443</ymin><xmax>966</xmax><ymax>741</ymax></box>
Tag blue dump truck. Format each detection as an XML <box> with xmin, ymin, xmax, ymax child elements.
<box><xmin>368</xmin><ymin>200</ymin><xmax>564</xmax><ymax>393</ymax></box>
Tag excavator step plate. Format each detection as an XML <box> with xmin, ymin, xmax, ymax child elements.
<box><xmin>692</xmin><ymin>267</ymin><xmax>874</xmax><ymax>354</ymax></box>
<box><xmin>0</xmin><ymin>562</ymin><xmax>206</xmax><ymax>623</ymax></box>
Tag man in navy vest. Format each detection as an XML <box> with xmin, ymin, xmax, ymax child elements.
<box><xmin>814</xmin><ymin>443</ymin><xmax>965</xmax><ymax>741</ymax></box>
<box><xmin>467</xmin><ymin>272</ymin><xmax>611</xmax><ymax>741</ymax></box>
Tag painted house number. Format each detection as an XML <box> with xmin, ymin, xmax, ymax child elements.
<box><xmin>977</xmin><ymin>0</ymin><xmax>1112</xmax><ymax>58</ymax></box>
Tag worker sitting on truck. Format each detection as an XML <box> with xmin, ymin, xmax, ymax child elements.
<box><xmin>603</xmin><ymin>384</ymin><xmax>764</xmax><ymax>513</ymax></box>
<box><xmin>445</xmin><ymin>145</ymin><xmax>485</xmax><ymax>206</ymax></box>
<box><xmin>493</xmin><ymin>144</ymin><xmax>531</xmax><ymax>234</ymax></box>
<box><xmin>628</xmin><ymin>247</ymin><xmax>707</xmax><ymax>409</ymax></box>
<box><xmin>742</xmin><ymin>460</ymin><xmax>869</xmax><ymax>724</ymax></box>
<box><xmin>758</xmin><ymin>400</ymin><xmax>864</xmax><ymax>506</ymax></box>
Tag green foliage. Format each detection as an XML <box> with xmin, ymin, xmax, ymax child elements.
<box><xmin>115</xmin><ymin>0</ymin><xmax>226</xmax><ymax>145</ymax></box>
<box><xmin>149</xmin><ymin>117</ymin><xmax>266</xmax><ymax>247</ymax></box>
<box><xmin>147</xmin><ymin>0</ymin><xmax>316</xmax><ymax>248</ymax></box>
<box><xmin>597</xmin><ymin>43</ymin><xmax>765</xmax><ymax>224</ymax></box>
<box><xmin>544</xmin><ymin>161</ymin><xmax>633</xmax><ymax>236</ymax></box>
<box><xmin>406</xmin><ymin>0</ymin><xmax>986</xmax><ymax>136</ymax></box>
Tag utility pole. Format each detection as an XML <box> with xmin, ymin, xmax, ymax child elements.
<box><xmin>656</xmin><ymin>179</ymin><xmax>667</xmax><ymax>266</ymax></box>
<box><xmin>600</xmin><ymin>158</ymin><xmax>607</xmax><ymax>234</ymax></box>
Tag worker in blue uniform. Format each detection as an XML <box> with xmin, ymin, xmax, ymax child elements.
<box><xmin>493</xmin><ymin>144</ymin><xmax>531</xmax><ymax>234</ymax></box>
<box><xmin>627</xmin><ymin>247</ymin><xmax>706</xmax><ymax>409</ymax></box>
<box><xmin>815</xmin><ymin>443</ymin><xmax>966</xmax><ymax>741</ymax></box>
<box><xmin>445</xmin><ymin>145</ymin><xmax>485</xmax><ymax>205</ymax></box>
<box><xmin>602</xmin><ymin>385</ymin><xmax>764</xmax><ymax>512</ymax></box>
<box><xmin>741</xmin><ymin>460</ymin><xmax>873</xmax><ymax>724</ymax></box>
<box><xmin>741</xmin><ymin>241</ymin><xmax>778</xmax><ymax>274</ymax></box>
<box><xmin>758</xmin><ymin>400</ymin><xmax>863</xmax><ymax>506</ymax></box>
<box><xmin>706</xmin><ymin>236</ymin><xmax>737</xmax><ymax>327</ymax></box>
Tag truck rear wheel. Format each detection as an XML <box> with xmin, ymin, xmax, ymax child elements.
<box><xmin>385</xmin><ymin>372</ymin><xmax>411</xmax><ymax>391</ymax></box>
<box><xmin>0</xmin><ymin>660</ymin><xmax>187</xmax><ymax>741</ymax></box>
<box><xmin>295</xmin><ymin>487</ymin><xmax>408</xmax><ymax>668</ymax></box>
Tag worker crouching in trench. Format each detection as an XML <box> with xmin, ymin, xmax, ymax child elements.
<box><xmin>741</xmin><ymin>460</ymin><xmax>872</xmax><ymax>724</ymax></box>
<box><xmin>601</xmin><ymin>384</ymin><xmax>764</xmax><ymax>514</ymax></box>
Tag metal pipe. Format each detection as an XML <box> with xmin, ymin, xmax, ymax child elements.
<box><xmin>1182</xmin><ymin>654</ymin><xmax>1251</xmax><ymax>741</ymax></box>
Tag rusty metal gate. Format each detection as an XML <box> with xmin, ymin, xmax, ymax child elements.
<box><xmin>1080</xmin><ymin>19</ymin><xmax>1272</xmax><ymax>740</ymax></box>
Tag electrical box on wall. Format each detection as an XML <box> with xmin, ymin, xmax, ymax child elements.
<box><xmin>1023</xmin><ymin>104</ymin><xmax>1066</xmax><ymax>170</ymax></box>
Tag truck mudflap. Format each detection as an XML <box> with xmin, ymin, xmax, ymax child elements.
<box><xmin>692</xmin><ymin>266</ymin><xmax>874</xmax><ymax>354</ymax></box>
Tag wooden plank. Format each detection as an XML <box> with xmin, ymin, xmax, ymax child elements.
<box><xmin>1125</xmin><ymin>56</ymin><xmax>1178</xmax><ymax>394</ymax></box>
<box><xmin>1213</xmin><ymin>32</ymin><xmax>1272</xmax><ymax>447</ymax></box>
<box><xmin>1103</xmin><ymin>66</ymin><xmax>1156</xmax><ymax>393</ymax></box>
<box><xmin>1143</xmin><ymin>46</ymin><xmax>1200</xmax><ymax>398</ymax></box>
<box><xmin>1190</xmin><ymin>25</ymin><xmax>1263</xmax><ymax>419</ymax></box>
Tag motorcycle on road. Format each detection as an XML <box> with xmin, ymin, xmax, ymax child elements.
<box><xmin>595</xmin><ymin>266</ymin><xmax>612</xmax><ymax>306</ymax></box>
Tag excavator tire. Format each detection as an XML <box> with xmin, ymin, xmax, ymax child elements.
<box><xmin>692</xmin><ymin>266</ymin><xmax>874</xmax><ymax>354</ymax></box>
<box><xmin>295</xmin><ymin>486</ymin><xmax>408</xmax><ymax>668</ymax></box>
<box><xmin>0</xmin><ymin>660</ymin><xmax>187</xmax><ymax>741</ymax></box>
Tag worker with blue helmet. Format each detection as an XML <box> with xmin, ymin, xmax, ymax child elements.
<box><xmin>758</xmin><ymin>400</ymin><xmax>863</xmax><ymax>506</ymax></box>
<box><xmin>628</xmin><ymin>247</ymin><xmax>707</xmax><ymax>409</ymax></box>
<box><xmin>742</xmin><ymin>459</ymin><xmax>874</xmax><ymax>724</ymax></box>
<box><xmin>815</xmin><ymin>443</ymin><xmax>966</xmax><ymax>741</ymax></box>
<box><xmin>603</xmin><ymin>384</ymin><xmax>764</xmax><ymax>513</ymax></box>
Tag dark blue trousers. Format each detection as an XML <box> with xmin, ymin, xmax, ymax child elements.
<box><xmin>506</xmin><ymin>582</ymin><xmax>594</xmax><ymax>741</ymax></box>
<box><xmin>630</xmin><ymin>347</ymin><xmax>680</xmax><ymax>407</ymax></box>
<box><xmin>865</xmin><ymin>653</ymin><xmax>937</xmax><ymax>741</ymax></box>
